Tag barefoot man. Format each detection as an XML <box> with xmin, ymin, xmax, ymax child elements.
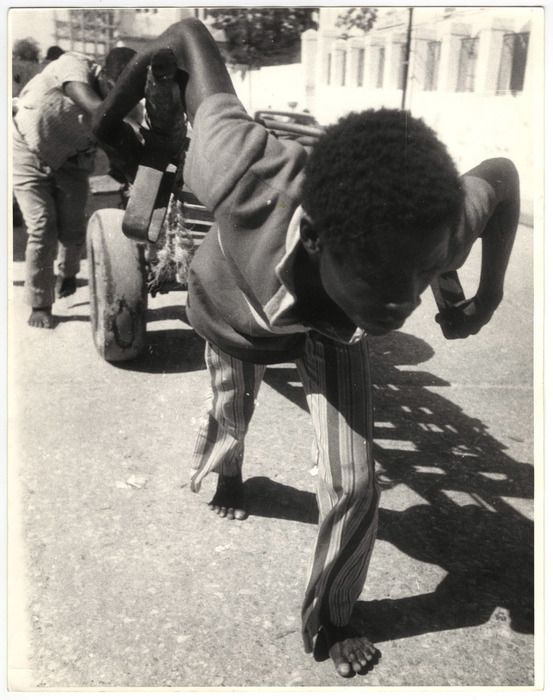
<box><xmin>93</xmin><ymin>18</ymin><xmax>520</xmax><ymax>678</ymax></box>
<box><xmin>12</xmin><ymin>46</ymin><xmax>136</xmax><ymax>328</ymax></box>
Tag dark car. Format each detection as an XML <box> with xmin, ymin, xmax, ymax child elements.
<box><xmin>254</xmin><ymin>109</ymin><xmax>319</xmax><ymax>127</ymax></box>
<box><xmin>253</xmin><ymin>109</ymin><xmax>322</xmax><ymax>140</ymax></box>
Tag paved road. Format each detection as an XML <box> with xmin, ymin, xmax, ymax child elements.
<box><xmin>8</xmin><ymin>216</ymin><xmax>536</xmax><ymax>689</ymax></box>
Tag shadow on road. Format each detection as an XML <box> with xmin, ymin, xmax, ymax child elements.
<box><xmin>114</xmin><ymin>306</ymin><xmax>204</xmax><ymax>374</ymax></box>
<box><xmin>117</xmin><ymin>327</ymin><xmax>206</xmax><ymax>374</ymax></box>
<box><xmin>148</xmin><ymin>304</ymin><xmax>190</xmax><ymax>325</ymax></box>
<box><xmin>246</xmin><ymin>330</ymin><xmax>534</xmax><ymax>641</ymax></box>
<box><xmin>53</xmin><ymin>314</ymin><xmax>90</xmax><ymax>326</ymax></box>
<box><xmin>263</xmin><ymin>367</ymin><xmax>309</xmax><ymax>411</ymax></box>
<box><xmin>245</xmin><ymin>476</ymin><xmax>318</xmax><ymax>523</ymax></box>
<box><xmin>356</xmin><ymin>504</ymin><xmax>533</xmax><ymax>642</ymax></box>
<box><xmin>12</xmin><ymin>224</ymin><xmax>26</xmax><ymax>263</ymax></box>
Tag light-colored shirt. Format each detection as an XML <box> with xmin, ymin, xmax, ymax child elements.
<box><xmin>14</xmin><ymin>51</ymin><xmax>100</xmax><ymax>169</ymax></box>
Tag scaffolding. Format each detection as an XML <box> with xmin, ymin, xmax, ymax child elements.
<box><xmin>54</xmin><ymin>9</ymin><xmax>119</xmax><ymax>60</ymax></box>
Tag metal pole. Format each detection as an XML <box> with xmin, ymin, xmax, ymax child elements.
<box><xmin>401</xmin><ymin>7</ymin><xmax>414</xmax><ymax>110</ymax></box>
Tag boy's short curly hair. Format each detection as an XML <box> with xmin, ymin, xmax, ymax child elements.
<box><xmin>302</xmin><ymin>109</ymin><xmax>463</xmax><ymax>257</ymax></box>
<box><xmin>103</xmin><ymin>47</ymin><xmax>136</xmax><ymax>82</ymax></box>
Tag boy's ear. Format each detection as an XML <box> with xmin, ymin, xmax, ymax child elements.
<box><xmin>300</xmin><ymin>212</ymin><xmax>321</xmax><ymax>255</ymax></box>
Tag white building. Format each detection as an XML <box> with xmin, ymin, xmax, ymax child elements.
<box><xmin>302</xmin><ymin>7</ymin><xmax>542</xmax><ymax>221</ymax></box>
<box><xmin>9</xmin><ymin>8</ymin><xmax>57</xmax><ymax>55</ymax></box>
<box><xmin>9</xmin><ymin>8</ymin><xmax>209</xmax><ymax>59</ymax></box>
<box><xmin>117</xmin><ymin>8</ymin><xmax>214</xmax><ymax>52</ymax></box>
<box><xmin>9</xmin><ymin>6</ymin><xmax>541</xmax><ymax>220</ymax></box>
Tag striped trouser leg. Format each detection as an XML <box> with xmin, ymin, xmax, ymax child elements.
<box><xmin>295</xmin><ymin>333</ymin><xmax>380</xmax><ymax>653</ymax></box>
<box><xmin>190</xmin><ymin>343</ymin><xmax>266</xmax><ymax>493</ymax></box>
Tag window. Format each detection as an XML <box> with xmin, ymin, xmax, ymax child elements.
<box><xmin>456</xmin><ymin>37</ymin><xmax>478</xmax><ymax>92</ymax></box>
<box><xmin>376</xmin><ymin>47</ymin><xmax>385</xmax><ymax>88</ymax></box>
<box><xmin>424</xmin><ymin>41</ymin><xmax>441</xmax><ymax>91</ymax></box>
<box><xmin>335</xmin><ymin>49</ymin><xmax>347</xmax><ymax>86</ymax></box>
<box><xmin>497</xmin><ymin>32</ymin><xmax>529</xmax><ymax>94</ymax></box>
<box><xmin>326</xmin><ymin>53</ymin><xmax>332</xmax><ymax>85</ymax></box>
<box><xmin>54</xmin><ymin>9</ymin><xmax>117</xmax><ymax>60</ymax></box>
<box><xmin>397</xmin><ymin>43</ymin><xmax>408</xmax><ymax>90</ymax></box>
<box><xmin>353</xmin><ymin>47</ymin><xmax>365</xmax><ymax>87</ymax></box>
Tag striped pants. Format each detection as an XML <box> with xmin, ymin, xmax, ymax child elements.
<box><xmin>190</xmin><ymin>332</ymin><xmax>380</xmax><ymax>653</ymax></box>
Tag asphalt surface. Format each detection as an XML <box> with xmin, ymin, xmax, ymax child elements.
<box><xmin>7</xmin><ymin>203</ymin><xmax>536</xmax><ymax>689</ymax></box>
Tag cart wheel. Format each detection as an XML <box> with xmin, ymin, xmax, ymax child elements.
<box><xmin>87</xmin><ymin>208</ymin><xmax>147</xmax><ymax>362</ymax></box>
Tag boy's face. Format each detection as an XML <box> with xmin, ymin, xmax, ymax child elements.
<box><xmin>318</xmin><ymin>225</ymin><xmax>453</xmax><ymax>336</ymax></box>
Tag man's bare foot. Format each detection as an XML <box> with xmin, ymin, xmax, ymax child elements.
<box><xmin>318</xmin><ymin>622</ymin><xmax>381</xmax><ymax>678</ymax></box>
<box><xmin>209</xmin><ymin>473</ymin><xmax>247</xmax><ymax>520</ymax></box>
<box><xmin>28</xmin><ymin>307</ymin><xmax>54</xmax><ymax>328</ymax></box>
<box><xmin>56</xmin><ymin>276</ymin><xmax>77</xmax><ymax>298</ymax></box>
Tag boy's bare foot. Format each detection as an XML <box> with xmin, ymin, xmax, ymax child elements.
<box><xmin>209</xmin><ymin>473</ymin><xmax>247</xmax><ymax>520</ymax></box>
<box><xmin>28</xmin><ymin>307</ymin><xmax>54</xmax><ymax>328</ymax></box>
<box><xmin>56</xmin><ymin>276</ymin><xmax>77</xmax><ymax>298</ymax></box>
<box><xmin>318</xmin><ymin>622</ymin><xmax>381</xmax><ymax>678</ymax></box>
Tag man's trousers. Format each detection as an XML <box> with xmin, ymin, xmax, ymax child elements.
<box><xmin>190</xmin><ymin>332</ymin><xmax>380</xmax><ymax>653</ymax></box>
<box><xmin>12</xmin><ymin>131</ymin><xmax>90</xmax><ymax>309</ymax></box>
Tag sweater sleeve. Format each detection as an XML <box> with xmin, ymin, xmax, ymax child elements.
<box><xmin>182</xmin><ymin>93</ymin><xmax>307</xmax><ymax>219</ymax></box>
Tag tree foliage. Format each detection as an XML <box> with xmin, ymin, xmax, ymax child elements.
<box><xmin>336</xmin><ymin>7</ymin><xmax>378</xmax><ymax>34</ymax></box>
<box><xmin>13</xmin><ymin>38</ymin><xmax>40</xmax><ymax>62</ymax></box>
<box><xmin>206</xmin><ymin>8</ymin><xmax>318</xmax><ymax>68</ymax></box>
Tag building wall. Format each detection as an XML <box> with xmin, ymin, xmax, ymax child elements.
<box><xmin>8</xmin><ymin>8</ymin><xmax>201</xmax><ymax>58</ymax></box>
<box><xmin>117</xmin><ymin>8</ymin><xmax>196</xmax><ymax>50</ymax></box>
<box><xmin>304</xmin><ymin>7</ymin><xmax>542</xmax><ymax>220</ymax></box>
<box><xmin>9</xmin><ymin>8</ymin><xmax>57</xmax><ymax>56</ymax></box>
<box><xmin>51</xmin><ymin>9</ymin><xmax>121</xmax><ymax>59</ymax></box>
<box><xmin>230</xmin><ymin>64</ymin><xmax>306</xmax><ymax>114</ymax></box>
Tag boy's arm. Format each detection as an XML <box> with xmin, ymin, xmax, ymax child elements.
<box><xmin>63</xmin><ymin>81</ymin><xmax>103</xmax><ymax>115</ymax></box>
<box><xmin>468</xmin><ymin>157</ymin><xmax>520</xmax><ymax>308</ymax></box>
<box><xmin>91</xmin><ymin>17</ymin><xmax>235</xmax><ymax>151</ymax></box>
<box><xmin>436</xmin><ymin>157</ymin><xmax>520</xmax><ymax>339</ymax></box>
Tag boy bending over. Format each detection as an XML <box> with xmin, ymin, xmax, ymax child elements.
<box><xmin>13</xmin><ymin>47</ymin><xmax>136</xmax><ymax>328</ymax></box>
<box><xmin>93</xmin><ymin>18</ymin><xmax>520</xmax><ymax>678</ymax></box>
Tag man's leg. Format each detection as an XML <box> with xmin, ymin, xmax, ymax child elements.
<box><xmin>54</xmin><ymin>161</ymin><xmax>90</xmax><ymax>297</ymax></box>
<box><xmin>296</xmin><ymin>333</ymin><xmax>381</xmax><ymax>677</ymax></box>
<box><xmin>12</xmin><ymin>136</ymin><xmax>59</xmax><ymax>327</ymax></box>
<box><xmin>190</xmin><ymin>342</ymin><xmax>265</xmax><ymax>519</ymax></box>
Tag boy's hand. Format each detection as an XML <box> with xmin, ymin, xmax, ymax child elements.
<box><xmin>435</xmin><ymin>293</ymin><xmax>501</xmax><ymax>339</ymax></box>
